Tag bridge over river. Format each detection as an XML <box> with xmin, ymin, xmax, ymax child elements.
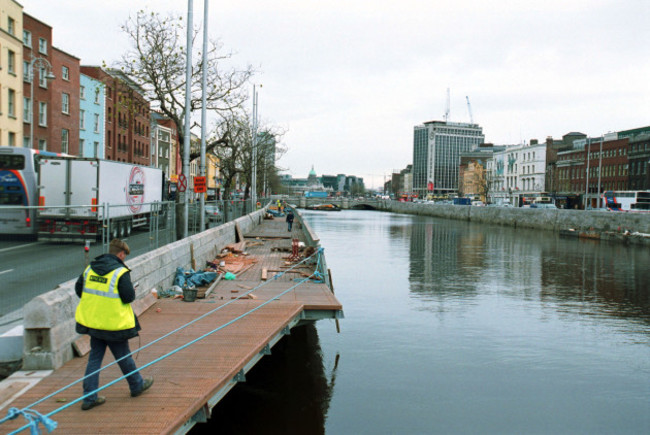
<box><xmin>289</xmin><ymin>196</ymin><xmax>385</xmax><ymax>210</ymax></box>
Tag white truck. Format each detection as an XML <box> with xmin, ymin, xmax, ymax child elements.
<box><xmin>37</xmin><ymin>157</ymin><xmax>164</xmax><ymax>241</ymax></box>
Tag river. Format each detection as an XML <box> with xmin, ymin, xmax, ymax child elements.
<box><xmin>194</xmin><ymin>209</ymin><xmax>650</xmax><ymax>434</ymax></box>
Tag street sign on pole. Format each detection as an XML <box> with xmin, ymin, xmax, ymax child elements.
<box><xmin>178</xmin><ymin>173</ymin><xmax>187</xmax><ymax>192</ymax></box>
<box><xmin>193</xmin><ymin>176</ymin><xmax>206</xmax><ymax>193</ymax></box>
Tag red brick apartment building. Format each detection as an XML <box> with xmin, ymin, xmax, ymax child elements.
<box><xmin>22</xmin><ymin>13</ymin><xmax>52</xmax><ymax>150</ymax></box>
<box><xmin>80</xmin><ymin>66</ymin><xmax>150</xmax><ymax>165</ymax></box>
<box><xmin>627</xmin><ymin>133</ymin><xmax>650</xmax><ymax>190</ymax></box>
<box><xmin>50</xmin><ymin>47</ymin><xmax>79</xmax><ymax>155</ymax></box>
<box><xmin>557</xmin><ymin>137</ymin><xmax>629</xmax><ymax>205</ymax></box>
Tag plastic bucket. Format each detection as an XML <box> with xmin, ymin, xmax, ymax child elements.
<box><xmin>183</xmin><ymin>288</ymin><xmax>197</xmax><ymax>302</ymax></box>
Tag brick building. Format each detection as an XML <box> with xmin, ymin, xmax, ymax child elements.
<box><xmin>22</xmin><ymin>13</ymin><xmax>53</xmax><ymax>150</ymax></box>
<box><xmin>80</xmin><ymin>66</ymin><xmax>150</xmax><ymax>165</ymax></box>
<box><xmin>557</xmin><ymin>136</ymin><xmax>630</xmax><ymax>208</ymax></box>
<box><xmin>49</xmin><ymin>47</ymin><xmax>79</xmax><ymax>154</ymax></box>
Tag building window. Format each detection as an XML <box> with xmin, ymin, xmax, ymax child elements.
<box><xmin>80</xmin><ymin>138</ymin><xmax>85</xmax><ymax>156</ymax></box>
<box><xmin>23</xmin><ymin>30</ymin><xmax>31</xmax><ymax>47</ymax></box>
<box><xmin>38</xmin><ymin>139</ymin><xmax>47</xmax><ymax>151</ymax></box>
<box><xmin>8</xmin><ymin>89</ymin><xmax>15</xmax><ymax>117</ymax></box>
<box><xmin>80</xmin><ymin>85</ymin><xmax>85</xmax><ymax>100</ymax></box>
<box><xmin>23</xmin><ymin>61</ymin><xmax>30</xmax><ymax>82</ymax></box>
<box><xmin>39</xmin><ymin>67</ymin><xmax>48</xmax><ymax>88</ymax></box>
<box><xmin>7</xmin><ymin>50</ymin><xmax>15</xmax><ymax>74</ymax></box>
<box><xmin>38</xmin><ymin>38</ymin><xmax>47</xmax><ymax>55</ymax></box>
<box><xmin>8</xmin><ymin>17</ymin><xmax>15</xmax><ymax>35</ymax></box>
<box><xmin>94</xmin><ymin>113</ymin><xmax>100</xmax><ymax>133</ymax></box>
<box><xmin>23</xmin><ymin>136</ymin><xmax>30</xmax><ymax>147</ymax></box>
<box><xmin>23</xmin><ymin>97</ymin><xmax>31</xmax><ymax>123</ymax></box>
<box><xmin>61</xmin><ymin>129</ymin><xmax>69</xmax><ymax>154</ymax></box>
<box><xmin>62</xmin><ymin>93</ymin><xmax>70</xmax><ymax>114</ymax></box>
<box><xmin>39</xmin><ymin>102</ymin><xmax>47</xmax><ymax>126</ymax></box>
<box><xmin>94</xmin><ymin>88</ymin><xmax>100</xmax><ymax>104</ymax></box>
<box><xmin>62</xmin><ymin>66</ymin><xmax>69</xmax><ymax>81</ymax></box>
<box><xmin>8</xmin><ymin>132</ymin><xmax>15</xmax><ymax>146</ymax></box>
<box><xmin>94</xmin><ymin>141</ymin><xmax>99</xmax><ymax>158</ymax></box>
<box><xmin>80</xmin><ymin>109</ymin><xmax>85</xmax><ymax>129</ymax></box>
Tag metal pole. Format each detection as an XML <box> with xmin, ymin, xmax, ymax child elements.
<box><xmin>30</xmin><ymin>59</ymin><xmax>34</xmax><ymax>148</ymax></box>
<box><xmin>182</xmin><ymin>0</ymin><xmax>194</xmax><ymax>239</ymax></box>
<box><xmin>596</xmin><ymin>136</ymin><xmax>603</xmax><ymax>208</ymax></box>
<box><xmin>584</xmin><ymin>138</ymin><xmax>591</xmax><ymax>209</ymax></box>
<box><xmin>251</xmin><ymin>85</ymin><xmax>258</xmax><ymax>207</ymax></box>
<box><xmin>199</xmin><ymin>0</ymin><xmax>209</xmax><ymax>232</ymax></box>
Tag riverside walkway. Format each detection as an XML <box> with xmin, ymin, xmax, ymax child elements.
<box><xmin>0</xmin><ymin>214</ymin><xmax>343</xmax><ymax>434</ymax></box>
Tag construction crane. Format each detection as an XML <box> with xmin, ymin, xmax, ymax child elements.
<box><xmin>466</xmin><ymin>96</ymin><xmax>474</xmax><ymax>124</ymax></box>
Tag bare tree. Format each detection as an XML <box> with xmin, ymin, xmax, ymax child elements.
<box><xmin>116</xmin><ymin>10</ymin><xmax>254</xmax><ymax>238</ymax></box>
<box><xmin>211</xmin><ymin>113</ymin><xmax>287</xmax><ymax>201</ymax></box>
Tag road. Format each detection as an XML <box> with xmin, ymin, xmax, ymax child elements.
<box><xmin>0</xmin><ymin>228</ymin><xmax>174</xmax><ymax>327</ymax></box>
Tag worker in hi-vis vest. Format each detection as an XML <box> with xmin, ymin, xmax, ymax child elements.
<box><xmin>74</xmin><ymin>238</ymin><xmax>153</xmax><ymax>410</ymax></box>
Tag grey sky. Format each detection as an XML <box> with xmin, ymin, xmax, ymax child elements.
<box><xmin>26</xmin><ymin>0</ymin><xmax>650</xmax><ymax>188</ymax></box>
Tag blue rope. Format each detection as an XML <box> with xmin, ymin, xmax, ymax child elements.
<box><xmin>3</xmin><ymin>247</ymin><xmax>324</xmax><ymax>433</ymax></box>
<box><xmin>5</xmin><ymin>408</ymin><xmax>57</xmax><ymax>435</ymax></box>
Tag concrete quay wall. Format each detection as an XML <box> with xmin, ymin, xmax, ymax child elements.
<box><xmin>383</xmin><ymin>202</ymin><xmax>650</xmax><ymax>238</ymax></box>
<box><xmin>22</xmin><ymin>208</ymin><xmax>268</xmax><ymax>371</ymax></box>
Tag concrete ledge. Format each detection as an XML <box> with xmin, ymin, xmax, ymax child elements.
<box><xmin>21</xmin><ymin>208</ymin><xmax>268</xmax><ymax>371</ymax></box>
<box><xmin>383</xmin><ymin>202</ymin><xmax>650</xmax><ymax>235</ymax></box>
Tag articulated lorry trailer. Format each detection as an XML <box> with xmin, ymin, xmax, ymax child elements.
<box><xmin>37</xmin><ymin>157</ymin><xmax>164</xmax><ymax>241</ymax></box>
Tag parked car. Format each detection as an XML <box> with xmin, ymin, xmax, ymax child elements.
<box><xmin>471</xmin><ymin>200</ymin><xmax>485</xmax><ymax>207</ymax></box>
<box><xmin>205</xmin><ymin>205</ymin><xmax>222</xmax><ymax>224</ymax></box>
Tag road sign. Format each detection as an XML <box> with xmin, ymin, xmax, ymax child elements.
<box><xmin>178</xmin><ymin>173</ymin><xmax>187</xmax><ymax>192</ymax></box>
<box><xmin>193</xmin><ymin>176</ymin><xmax>206</xmax><ymax>193</ymax></box>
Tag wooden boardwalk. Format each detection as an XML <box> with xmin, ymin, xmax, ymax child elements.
<box><xmin>0</xmin><ymin>216</ymin><xmax>342</xmax><ymax>434</ymax></box>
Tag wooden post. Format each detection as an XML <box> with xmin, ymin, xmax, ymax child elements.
<box><xmin>328</xmin><ymin>268</ymin><xmax>341</xmax><ymax>333</ymax></box>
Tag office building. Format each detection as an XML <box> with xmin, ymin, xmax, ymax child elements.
<box><xmin>413</xmin><ymin>120</ymin><xmax>484</xmax><ymax>197</ymax></box>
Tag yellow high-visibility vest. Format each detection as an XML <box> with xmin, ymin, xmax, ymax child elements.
<box><xmin>75</xmin><ymin>266</ymin><xmax>135</xmax><ymax>331</ymax></box>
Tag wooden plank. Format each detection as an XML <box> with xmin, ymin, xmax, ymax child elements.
<box><xmin>261</xmin><ymin>268</ymin><xmax>268</xmax><ymax>280</ymax></box>
<box><xmin>72</xmin><ymin>335</ymin><xmax>90</xmax><ymax>357</ymax></box>
<box><xmin>203</xmin><ymin>274</ymin><xmax>223</xmax><ymax>299</ymax></box>
<box><xmin>235</xmin><ymin>222</ymin><xmax>244</xmax><ymax>242</ymax></box>
<box><xmin>190</xmin><ymin>243</ymin><xmax>197</xmax><ymax>270</ymax></box>
<box><xmin>235</xmin><ymin>263</ymin><xmax>256</xmax><ymax>278</ymax></box>
<box><xmin>132</xmin><ymin>293</ymin><xmax>157</xmax><ymax>317</ymax></box>
<box><xmin>224</xmin><ymin>241</ymin><xmax>247</xmax><ymax>254</ymax></box>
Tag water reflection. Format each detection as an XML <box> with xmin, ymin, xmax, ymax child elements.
<box><xmin>190</xmin><ymin>324</ymin><xmax>335</xmax><ymax>435</ymax></box>
<box><xmin>408</xmin><ymin>217</ymin><xmax>650</xmax><ymax>325</ymax></box>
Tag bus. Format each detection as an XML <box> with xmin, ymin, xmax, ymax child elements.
<box><xmin>603</xmin><ymin>190</ymin><xmax>650</xmax><ymax>211</ymax></box>
<box><xmin>0</xmin><ymin>147</ymin><xmax>67</xmax><ymax>238</ymax></box>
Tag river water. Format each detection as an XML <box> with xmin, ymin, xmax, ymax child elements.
<box><xmin>195</xmin><ymin>210</ymin><xmax>650</xmax><ymax>434</ymax></box>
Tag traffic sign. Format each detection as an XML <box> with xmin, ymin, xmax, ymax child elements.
<box><xmin>178</xmin><ymin>173</ymin><xmax>187</xmax><ymax>192</ymax></box>
<box><xmin>193</xmin><ymin>176</ymin><xmax>206</xmax><ymax>193</ymax></box>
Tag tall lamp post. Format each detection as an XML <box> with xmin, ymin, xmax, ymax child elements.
<box><xmin>29</xmin><ymin>54</ymin><xmax>56</xmax><ymax>149</ymax></box>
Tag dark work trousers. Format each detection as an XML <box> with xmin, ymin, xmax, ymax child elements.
<box><xmin>82</xmin><ymin>336</ymin><xmax>144</xmax><ymax>404</ymax></box>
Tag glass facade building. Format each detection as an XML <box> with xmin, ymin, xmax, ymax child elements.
<box><xmin>413</xmin><ymin>121</ymin><xmax>484</xmax><ymax>197</ymax></box>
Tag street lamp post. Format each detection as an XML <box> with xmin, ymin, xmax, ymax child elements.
<box><xmin>29</xmin><ymin>54</ymin><xmax>55</xmax><ymax>149</ymax></box>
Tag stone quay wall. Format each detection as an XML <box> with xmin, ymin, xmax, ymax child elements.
<box><xmin>381</xmin><ymin>201</ymin><xmax>650</xmax><ymax>238</ymax></box>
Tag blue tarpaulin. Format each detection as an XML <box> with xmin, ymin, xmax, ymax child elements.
<box><xmin>267</xmin><ymin>209</ymin><xmax>284</xmax><ymax>217</ymax></box>
<box><xmin>173</xmin><ymin>267</ymin><xmax>217</xmax><ymax>288</ymax></box>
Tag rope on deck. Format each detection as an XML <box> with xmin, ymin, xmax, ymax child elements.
<box><xmin>2</xmin><ymin>248</ymin><xmax>326</xmax><ymax>435</ymax></box>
